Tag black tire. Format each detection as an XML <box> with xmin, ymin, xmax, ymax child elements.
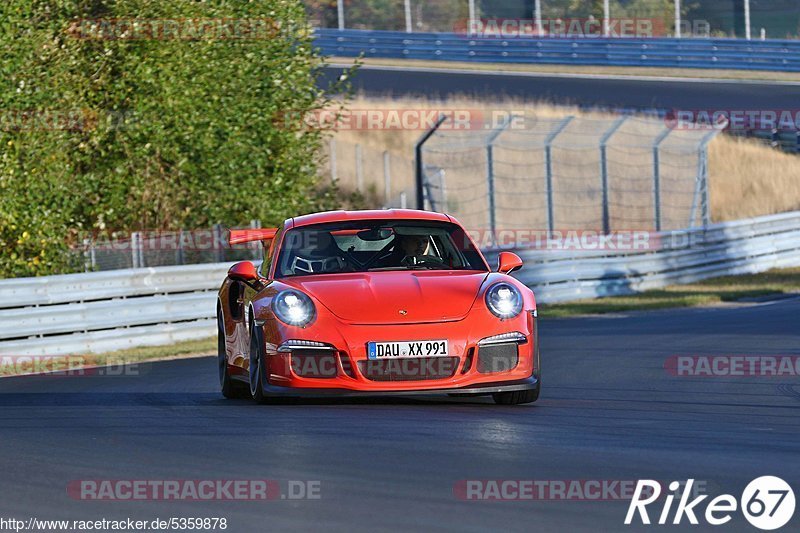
<box><xmin>249</xmin><ymin>323</ymin><xmax>268</xmax><ymax>404</ymax></box>
<box><xmin>218</xmin><ymin>312</ymin><xmax>247</xmax><ymax>399</ymax></box>
<box><xmin>492</xmin><ymin>383</ymin><xmax>540</xmax><ymax>405</ymax></box>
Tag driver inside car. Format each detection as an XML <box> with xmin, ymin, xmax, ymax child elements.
<box><xmin>374</xmin><ymin>234</ymin><xmax>435</xmax><ymax>267</ymax></box>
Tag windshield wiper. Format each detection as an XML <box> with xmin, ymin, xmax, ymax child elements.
<box><xmin>367</xmin><ymin>265</ymin><xmax>446</xmax><ymax>271</ymax></box>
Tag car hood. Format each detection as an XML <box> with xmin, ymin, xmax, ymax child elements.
<box><xmin>283</xmin><ymin>271</ymin><xmax>490</xmax><ymax>324</ymax></box>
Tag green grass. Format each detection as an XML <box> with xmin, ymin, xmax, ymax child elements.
<box><xmin>542</xmin><ymin>267</ymin><xmax>800</xmax><ymax>318</ymax></box>
<box><xmin>0</xmin><ymin>337</ymin><xmax>216</xmax><ymax>378</ymax></box>
<box><xmin>94</xmin><ymin>336</ymin><xmax>217</xmax><ymax>363</ymax></box>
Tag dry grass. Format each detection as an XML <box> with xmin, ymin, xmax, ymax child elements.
<box><xmin>326</xmin><ymin>95</ymin><xmax>800</xmax><ymax>225</ymax></box>
<box><xmin>709</xmin><ymin>137</ymin><xmax>800</xmax><ymax>221</ymax></box>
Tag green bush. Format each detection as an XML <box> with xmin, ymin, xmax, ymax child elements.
<box><xmin>0</xmin><ymin>0</ymin><xmax>352</xmax><ymax>277</ymax></box>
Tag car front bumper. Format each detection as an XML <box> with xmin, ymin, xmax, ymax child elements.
<box><xmin>249</xmin><ymin>307</ymin><xmax>540</xmax><ymax>394</ymax></box>
<box><xmin>253</xmin><ymin>374</ymin><xmax>540</xmax><ymax>398</ymax></box>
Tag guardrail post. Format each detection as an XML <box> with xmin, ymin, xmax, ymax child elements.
<box><xmin>652</xmin><ymin>125</ymin><xmax>674</xmax><ymax>232</ymax></box>
<box><xmin>415</xmin><ymin>114</ymin><xmax>448</xmax><ymax>210</ymax></box>
<box><xmin>599</xmin><ymin>117</ymin><xmax>628</xmax><ymax>234</ymax></box>
<box><xmin>543</xmin><ymin>116</ymin><xmax>574</xmax><ymax>233</ymax></box>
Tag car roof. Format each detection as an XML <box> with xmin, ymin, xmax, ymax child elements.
<box><xmin>288</xmin><ymin>209</ymin><xmax>453</xmax><ymax>229</ymax></box>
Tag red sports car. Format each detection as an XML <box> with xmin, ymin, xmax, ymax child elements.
<box><xmin>217</xmin><ymin>209</ymin><xmax>540</xmax><ymax>405</ymax></box>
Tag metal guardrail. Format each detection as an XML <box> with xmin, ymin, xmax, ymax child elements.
<box><xmin>1</xmin><ymin>211</ymin><xmax>800</xmax><ymax>356</ymax></box>
<box><xmin>315</xmin><ymin>29</ymin><xmax>800</xmax><ymax>72</ymax></box>
<box><xmin>484</xmin><ymin>211</ymin><xmax>800</xmax><ymax>303</ymax></box>
<box><xmin>0</xmin><ymin>264</ymin><xmax>229</xmax><ymax>356</ymax></box>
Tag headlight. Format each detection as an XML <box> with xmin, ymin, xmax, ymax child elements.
<box><xmin>272</xmin><ymin>290</ymin><xmax>316</xmax><ymax>327</ymax></box>
<box><xmin>485</xmin><ymin>282</ymin><xmax>523</xmax><ymax>319</ymax></box>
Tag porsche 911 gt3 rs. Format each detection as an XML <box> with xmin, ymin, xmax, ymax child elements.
<box><xmin>217</xmin><ymin>209</ymin><xmax>540</xmax><ymax>405</ymax></box>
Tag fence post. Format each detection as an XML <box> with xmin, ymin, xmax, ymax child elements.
<box><xmin>250</xmin><ymin>219</ymin><xmax>261</xmax><ymax>259</ymax></box>
<box><xmin>468</xmin><ymin>0</ymin><xmax>477</xmax><ymax>36</ymax></box>
<box><xmin>699</xmin><ymin>129</ymin><xmax>717</xmax><ymax>227</ymax></box>
<box><xmin>83</xmin><ymin>238</ymin><xmax>92</xmax><ymax>272</ymax></box>
<box><xmin>330</xmin><ymin>138</ymin><xmax>338</xmax><ymax>183</ymax></box>
<box><xmin>383</xmin><ymin>151</ymin><xmax>392</xmax><ymax>205</ymax></box>
<box><xmin>599</xmin><ymin>117</ymin><xmax>628</xmax><ymax>235</ymax></box>
<box><xmin>485</xmin><ymin>117</ymin><xmax>514</xmax><ymax>247</ymax></box>
<box><xmin>131</xmin><ymin>232</ymin><xmax>141</xmax><ymax>269</ymax></box>
<box><xmin>415</xmin><ymin>114</ymin><xmax>448</xmax><ymax>210</ymax></box>
<box><xmin>534</xmin><ymin>0</ymin><xmax>543</xmax><ymax>37</ymax></box>
<box><xmin>652</xmin><ymin>125</ymin><xmax>674</xmax><ymax>232</ymax></box>
<box><xmin>176</xmin><ymin>229</ymin><xmax>185</xmax><ymax>265</ymax></box>
<box><xmin>543</xmin><ymin>116</ymin><xmax>574</xmax><ymax>233</ymax></box>
<box><xmin>213</xmin><ymin>224</ymin><xmax>224</xmax><ymax>263</ymax></box>
<box><xmin>355</xmin><ymin>143</ymin><xmax>363</xmax><ymax>192</ymax></box>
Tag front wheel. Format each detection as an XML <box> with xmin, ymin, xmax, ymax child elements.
<box><xmin>249</xmin><ymin>325</ymin><xmax>268</xmax><ymax>404</ymax></box>
<box><xmin>492</xmin><ymin>383</ymin><xmax>540</xmax><ymax>405</ymax></box>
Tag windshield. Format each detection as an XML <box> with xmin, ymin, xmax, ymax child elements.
<box><xmin>275</xmin><ymin>220</ymin><xmax>487</xmax><ymax>277</ymax></box>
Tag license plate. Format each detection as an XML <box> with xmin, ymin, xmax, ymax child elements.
<box><xmin>367</xmin><ymin>340</ymin><xmax>449</xmax><ymax>359</ymax></box>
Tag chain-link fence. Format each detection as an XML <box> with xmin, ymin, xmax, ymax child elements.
<box><xmin>420</xmin><ymin>114</ymin><xmax>721</xmax><ymax>236</ymax></box>
<box><xmin>78</xmin><ymin>225</ymin><xmax>262</xmax><ymax>272</ymax></box>
<box><xmin>321</xmin><ymin>138</ymin><xmax>415</xmax><ymax>207</ymax></box>
<box><xmin>305</xmin><ymin>1</ymin><xmax>800</xmax><ymax>40</ymax></box>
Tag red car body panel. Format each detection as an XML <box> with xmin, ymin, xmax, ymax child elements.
<box><xmin>217</xmin><ymin>209</ymin><xmax>539</xmax><ymax>399</ymax></box>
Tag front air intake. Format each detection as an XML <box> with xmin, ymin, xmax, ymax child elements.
<box><xmin>476</xmin><ymin>343</ymin><xmax>519</xmax><ymax>374</ymax></box>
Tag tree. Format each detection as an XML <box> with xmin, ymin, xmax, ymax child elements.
<box><xmin>0</xmin><ymin>0</ymin><xmax>350</xmax><ymax>277</ymax></box>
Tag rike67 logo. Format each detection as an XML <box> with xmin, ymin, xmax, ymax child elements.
<box><xmin>626</xmin><ymin>477</ymin><xmax>795</xmax><ymax>530</ymax></box>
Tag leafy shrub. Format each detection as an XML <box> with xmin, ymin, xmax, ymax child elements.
<box><xmin>0</xmin><ymin>0</ymin><xmax>351</xmax><ymax>277</ymax></box>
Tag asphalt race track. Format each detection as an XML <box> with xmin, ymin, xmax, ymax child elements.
<box><xmin>1</xmin><ymin>299</ymin><xmax>799</xmax><ymax>532</ymax></box>
<box><xmin>323</xmin><ymin>64</ymin><xmax>800</xmax><ymax>112</ymax></box>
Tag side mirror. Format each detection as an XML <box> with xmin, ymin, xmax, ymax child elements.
<box><xmin>497</xmin><ymin>252</ymin><xmax>523</xmax><ymax>274</ymax></box>
<box><xmin>228</xmin><ymin>261</ymin><xmax>258</xmax><ymax>283</ymax></box>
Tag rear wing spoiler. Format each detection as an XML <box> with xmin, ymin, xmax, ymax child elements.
<box><xmin>228</xmin><ymin>228</ymin><xmax>278</xmax><ymax>245</ymax></box>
